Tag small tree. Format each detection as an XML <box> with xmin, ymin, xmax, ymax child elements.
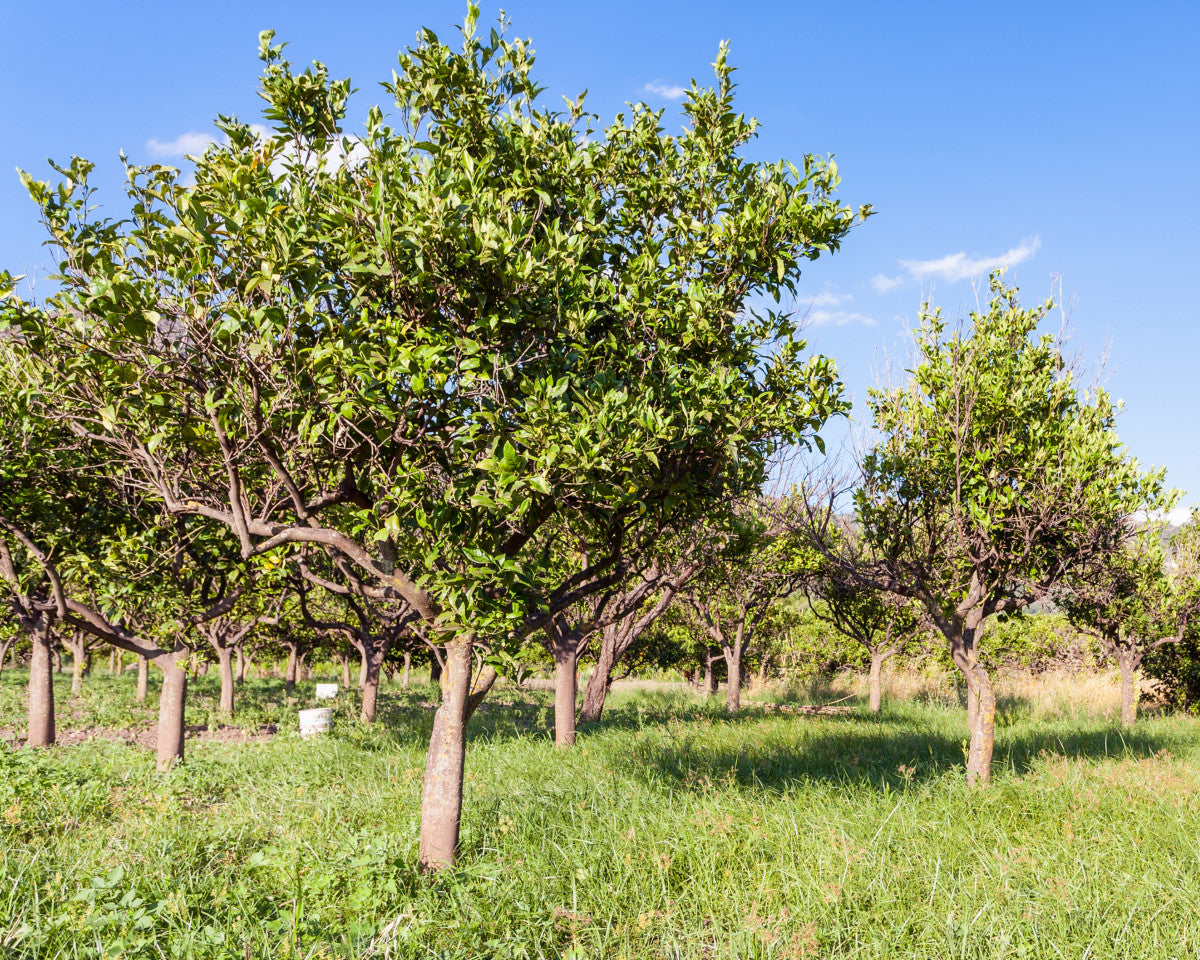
<box><xmin>682</xmin><ymin>506</ymin><xmax>815</xmax><ymax>712</ymax></box>
<box><xmin>807</xmin><ymin>556</ymin><xmax>922</xmax><ymax>713</ymax></box>
<box><xmin>1062</xmin><ymin>516</ymin><xmax>1200</xmax><ymax>727</ymax></box>
<box><xmin>825</xmin><ymin>274</ymin><xmax>1164</xmax><ymax>783</ymax></box>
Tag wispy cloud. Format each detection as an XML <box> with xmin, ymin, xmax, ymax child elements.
<box><xmin>870</xmin><ymin>273</ymin><xmax>905</xmax><ymax>294</ymax></box>
<box><xmin>642</xmin><ymin>80</ymin><xmax>688</xmax><ymax>101</ymax></box>
<box><xmin>870</xmin><ymin>236</ymin><xmax>1042</xmax><ymax>294</ymax></box>
<box><xmin>900</xmin><ymin>236</ymin><xmax>1041</xmax><ymax>284</ymax></box>
<box><xmin>806</xmin><ymin>291</ymin><xmax>852</xmax><ymax>309</ymax></box>
<box><xmin>145</xmin><ymin>131</ymin><xmax>216</xmax><ymax>158</ymax></box>
<box><xmin>808</xmin><ymin>309</ymin><xmax>876</xmax><ymax>327</ymax></box>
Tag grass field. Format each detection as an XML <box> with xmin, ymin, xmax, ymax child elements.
<box><xmin>1</xmin><ymin>666</ymin><xmax>1198</xmax><ymax>959</ymax></box>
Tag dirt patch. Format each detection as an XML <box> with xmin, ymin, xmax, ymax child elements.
<box><xmin>0</xmin><ymin>724</ymin><xmax>277</xmax><ymax>751</ymax></box>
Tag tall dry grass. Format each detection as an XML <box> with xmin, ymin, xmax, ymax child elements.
<box><xmin>760</xmin><ymin>663</ymin><xmax>1160</xmax><ymax>724</ymax></box>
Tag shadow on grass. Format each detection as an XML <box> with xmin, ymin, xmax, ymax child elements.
<box><xmin>601</xmin><ymin>705</ymin><xmax>1190</xmax><ymax>795</ymax></box>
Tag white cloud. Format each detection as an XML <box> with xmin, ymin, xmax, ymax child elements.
<box><xmin>145</xmin><ymin>124</ymin><xmax>367</xmax><ymax>175</ymax></box>
<box><xmin>870</xmin><ymin>273</ymin><xmax>905</xmax><ymax>294</ymax></box>
<box><xmin>1132</xmin><ymin>504</ymin><xmax>1197</xmax><ymax>526</ymax></box>
<box><xmin>145</xmin><ymin>131</ymin><xmax>216</xmax><ymax>158</ymax></box>
<box><xmin>869</xmin><ymin>236</ymin><xmax>1042</xmax><ymax>295</ymax></box>
<box><xmin>808</xmin><ymin>309</ymin><xmax>877</xmax><ymax>327</ymax></box>
<box><xmin>642</xmin><ymin>80</ymin><xmax>688</xmax><ymax>101</ymax></box>
<box><xmin>806</xmin><ymin>291</ymin><xmax>852</xmax><ymax>309</ymax></box>
<box><xmin>900</xmin><ymin>236</ymin><xmax>1041</xmax><ymax>284</ymax></box>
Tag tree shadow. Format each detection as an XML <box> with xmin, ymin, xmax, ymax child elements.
<box><xmin>609</xmin><ymin>709</ymin><xmax>1191</xmax><ymax>795</ymax></box>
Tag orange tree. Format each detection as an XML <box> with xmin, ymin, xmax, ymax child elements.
<box><xmin>3</xmin><ymin>11</ymin><xmax>863</xmax><ymax>868</ymax></box>
<box><xmin>843</xmin><ymin>274</ymin><xmax>1165</xmax><ymax>783</ymax></box>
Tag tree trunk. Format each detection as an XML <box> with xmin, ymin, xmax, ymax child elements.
<box><xmin>724</xmin><ymin>647</ymin><xmax>742</xmax><ymax>713</ymax></box>
<box><xmin>702</xmin><ymin>657</ymin><xmax>715</xmax><ymax>697</ymax></box>
<box><xmin>580</xmin><ymin>641</ymin><xmax>618</xmax><ymax>723</ymax></box>
<box><xmin>235</xmin><ymin>646</ymin><xmax>248</xmax><ymax>686</ymax></box>
<box><xmin>341</xmin><ymin>653</ymin><xmax>352</xmax><ymax>688</ymax></box>
<box><xmin>868</xmin><ymin>649</ymin><xmax>884</xmax><ymax>714</ymax></box>
<box><xmin>1119</xmin><ymin>654</ymin><xmax>1137</xmax><ymax>729</ymax></box>
<box><xmin>553</xmin><ymin>644</ymin><xmax>578</xmax><ymax>748</ymax></box>
<box><xmin>70</xmin><ymin>648</ymin><xmax>86</xmax><ymax>696</ymax></box>
<box><xmin>154</xmin><ymin>653</ymin><xmax>188</xmax><ymax>771</ymax></box>
<box><xmin>358</xmin><ymin>649</ymin><xmax>369</xmax><ymax>691</ymax></box>
<box><xmin>0</xmin><ymin>637</ymin><xmax>12</xmax><ymax>676</ymax></box>
<box><xmin>360</xmin><ymin>652</ymin><xmax>382</xmax><ymax>724</ymax></box>
<box><xmin>217</xmin><ymin>647</ymin><xmax>235</xmax><ymax>719</ymax></box>
<box><xmin>136</xmin><ymin>655</ymin><xmax>149</xmax><ymax>703</ymax></box>
<box><xmin>27</xmin><ymin>627</ymin><xmax>55</xmax><ymax>748</ymax></box>
<box><xmin>109</xmin><ymin>646</ymin><xmax>120</xmax><ymax>675</ymax></box>
<box><xmin>52</xmin><ymin>645</ymin><xmax>63</xmax><ymax>674</ymax></box>
<box><xmin>402</xmin><ymin>651</ymin><xmax>411</xmax><ymax>692</ymax></box>
<box><xmin>961</xmin><ymin>662</ymin><xmax>995</xmax><ymax>786</ymax></box>
<box><xmin>429</xmin><ymin>652</ymin><xmax>443</xmax><ymax>689</ymax></box>
<box><xmin>284</xmin><ymin>645</ymin><xmax>298</xmax><ymax>694</ymax></box>
<box><xmin>419</xmin><ymin>642</ymin><xmax>473</xmax><ymax>872</ymax></box>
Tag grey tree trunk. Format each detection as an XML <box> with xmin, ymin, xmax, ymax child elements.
<box><xmin>217</xmin><ymin>647</ymin><xmax>235</xmax><ymax>719</ymax></box>
<box><xmin>580</xmin><ymin>642</ymin><xmax>617</xmax><ymax>723</ymax></box>
<box><xmin>418</xmin><ymin>642</ymin><xmax>473</xmax><ymax>872</ymax></box>
<box><xmin>360</xmin><ymin>651</ymin><xmax>382</xmax><ymax>724</ymax></box>
<box><xmin>702</xmin><ymin>657</ymin><xmax>715</xmax><ymax>697</ymax></box>
<box><xmin>70</xmin><ymin>650</ymin><xmax>86</xmax><ymax>696</ymax></box>
<box><xmin>1119</xmin><ymin>654</ymin><xmax>1137</xmax><ymax>729</ymax></box>
<box><xmin>136</xmin><ymin>655</ymin><xmax>149</xmax><ymax>703</ymax></box>
<box><xmin>27</xmin><ymin>627</ymin><xmax>55</xmax><ymax>748</ymax></box>
<box><xmin>957</xmin><ymin>658</ymin><xmax>995</xmax><ymax>786</ymax></box>
<box><xmin>154</xmin><ymin>654</ymin><xmax>188</xmax><ymax>771</ymax></box>
<box><xmin>724</xmin><ymin>648</ymin><xmax>742</xmax><ymax>713</ymax></box>
<box><xmin>341</xmin><ymin>653</ymin><xmax>352</xmax><ymax>688</ymax></box>
<box><xmin>284</xmin><ymin>645</ymin><xmax>298</xmax><ymax>694</ymax></box>
<box><xmin>402</xmin><ymin>651</ymin><xmax>411</xmax><ymax>692</ymax></box>
<box><xmin>358</xmin><ymin>649</ymin><xmax>369</xmax><ymax>691</ymax></box>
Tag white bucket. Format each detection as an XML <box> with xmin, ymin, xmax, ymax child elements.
<box><xmin>314</xmin><ymin>683</ymin><xmax>339</xmax><ymax>700</ymax></box>
<box><xmin>298</xmin><ymin>707</ymin><xmax>333</xmax><ymax>738</ymax></box>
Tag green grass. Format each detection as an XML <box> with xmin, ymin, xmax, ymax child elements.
<box><xmin>1</xmin><ymin>667</ymin><xmax>1199</xmax><ymax>958</ymax></box>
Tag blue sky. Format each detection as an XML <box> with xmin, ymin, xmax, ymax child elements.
<box><xmin>4</xmin><ymin>1</ymin><xmax>1197</xmax><ymax>511</ymax></box>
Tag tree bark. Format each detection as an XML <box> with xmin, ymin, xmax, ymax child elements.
<box><xmin>154</xmin><ymin>652</ymin><xmax>188</xmax><ymax>771</ymax></box>
<box><xmin>360</xmin><ymin>651</ymin><xmax>382</xmax><ymax>724</ymax></box>
<box><xmin>868</xmin><ymin>649</ymin><xmax>884</xmax><ymax>714</ymax></box>
<box><xmin>27</xmin><ymin>627</ymin><xmax>55</xmax><ymax>748</ymax></box>
<box><xmin>136</xmin><ymin>655</ymin><xmax>149</xmax><ymax>703</ymax></box>
<box><xmin>284</xmin><ymin>644</ymin><xmax>298</xmax><ymax>694</ymax></box>
<box><xmin>358</xmin><ymin>649</ymin><xmax>369</xmax><ymax>691</ymax></box>
<box><xmin>0</xmin><ymin>637</ymin><xmax>13</xmax><ymax>676</ymax></box>
<box><xmin>419</xmin><ymin>642</ymin><xmax>473</xmax><ymax>871</ymax></box>
<box><xmin>955</xmin><ymin>653</ymin><xmax>995</xmax><ymax>786</ymax></box>
<box><xmin>217</xmin><ymin>647</ymin><xmax>235</xmax><ymax>719</ymax></box>
<box><xmin>402</xmin><ymin>651</ymin><xmax>411</xmax><ymax>692</ymax></box>
<box><xmin>553</xmin><ymin>644</ymin><xmax>578</xmax><ymax>748</ymax></box>
<box><xmin>341</xmin><ymin>653</ymin><xmax>352</xmax><ymax>688</ymax></box>
<box><xmin>702</xmin><ymin>656</ymin><xmax>715</xmax><ymax>697</ymax></box>
<box><xmin>580</xmin><ymin>641</ymin><xmax>617</xmax><ymax>723</ymax></box>
<box><xmin>109</xmin><ymin>646</ymin><xmax>120</xmax><ymax>675</ymax></box>
<box><xmin>70</xmin><ymin>648</ymin><xmax>86</xmax><ymax>696</ymax></box>
<box><xmin>1118</xmin><ymin>654</ymin><xmax>1138</xmax><ymax>729</ymax></box>
<box><xmin>52</xmin><ymin>645</ymin><xmax>63</xmax><ymax>674</ymax></box>
<box><xmin>724</xmin><ymin>647</ymin><xmax>742</xmax><ymax>713</ymax></box>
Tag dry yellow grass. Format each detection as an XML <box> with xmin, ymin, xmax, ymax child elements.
<box><xmin>760</xmin><ymin>663</ymin><xmax>1162</xmax><ymax>724</ymax></box>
